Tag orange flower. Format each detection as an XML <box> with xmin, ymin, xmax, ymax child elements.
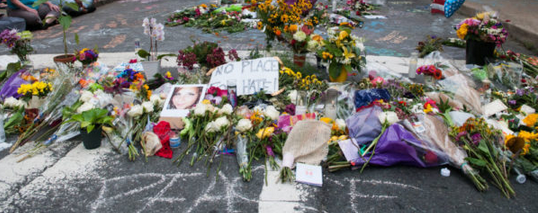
<box><xmin>311</xmin><ymin>34</ymin><xmax>323</xmax><ymax>42</ymax></box>
<box><xmin>289</xmin><ymin>24</ymin><xmax>298</xmax><ymax>33</ymax></box>
<box><xmin>275</xmin><ymin>29</ymin><xmax>281</xmax><ymax>36</ymax></box>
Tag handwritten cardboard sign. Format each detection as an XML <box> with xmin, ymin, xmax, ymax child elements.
<box><xmin>208</xmin><ymin>57</ymin><xmax>279</xmax><ymax>95</ymax></box>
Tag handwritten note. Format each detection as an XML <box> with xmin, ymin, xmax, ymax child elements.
<box><xmin>208</xmin><ymin>57</ymin><xmax>279</xmax><ymax>95</ymax></box>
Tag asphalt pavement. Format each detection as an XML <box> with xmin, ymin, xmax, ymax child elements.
<box><xmin>1</xmin><ymin>0</ymin><xmax>538</xmax><ymax>212</ymax></box>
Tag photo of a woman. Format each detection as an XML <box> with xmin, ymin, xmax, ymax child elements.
<box><xmin>167</xmin><ymin>86</ymin><xmax>203</xmax><ymax>110</ymax></box>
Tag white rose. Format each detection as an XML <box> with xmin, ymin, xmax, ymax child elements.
<box><xmin>94</xmin><ymin>90</ymin><xmax>105</xmax><ymax>96</ymax></box>
<box><xmin>293</xmin><ymin>31</ymin><xmax>307</xmax><ymax>42</ymax></box>
<box><xmin>206</xmin><ymin>104</ymin><xmax>216</xmax><ymax>113</ymax></box>
<box><xmin>288</xmin><ymin>90</ymin><xmax>298</xmax><ymax>105</ymax></box>
<box><xmin>214</xmin><ymin>116</ymin><xmax>230</xmax><ymax>130</ymax></box>
<box><xmin>199</xmin><ymin>7</ymin><xmax>207</xmax><ymax>14</ymax></box>
<box><xmin>378</xmin><ymin>111</ymin><xmax>400</xmax><ymax>125</ymax></box>
<box><xmin>205</xmin><ymin>121</ymin><xmax>218</xmax><ymax>133</ymax></box>
<box><xmin>80</xmin><ymin>91</ymin><xmax>94</xmax><ymax>102</ymax></box>
<box><xmin>335</xmin><ymin>119</ymin><xmax>346</xmax><ymax>130</ymax></box>
<box><xmin>264</xmin><ymin>105</ymin><xmax>280</xmax><ymax>121</ymax></box>
<box><xmin>236</xmin><ymin>119</ymin><xmax>253</xmax><ymax>133</ymax></box>
<box><xmin>128</xmin><ymin>105</ymin><xmax>144</xmax><ymax>117</ymax></box>
<box><xmin>142</xmin><ymin>101</ymin><xmax>154</xmax><ymax>113</ymax></box>
<box><xmin>194</xmin><ymin>104</ymin><xmax>207</xmax><ymax>116</ymax></box>
<box><xmin>77</xmin><ymin>102</ymin><xmax>95</xmax><ymax>113</ymax></box>
<box><xmin>3</xmin><ymin>97</ymin><xmax>23</xmax><ymax>108</ymax></box>
<box><xmin>307</xmin><ymin>40</ymin><xmax>320</xmax><ymax>52</ymax></box>
<box><xmin>219</xmin><ymin>104</ymin><xmax>233</xmax><ymax>115</ymax></box>
<box><xmin>150</xmin><ymin>94</ymin><xmax>164</xmax><ymax>106</ymax></box>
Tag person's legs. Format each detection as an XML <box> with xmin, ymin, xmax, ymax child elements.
<box><xmin>7</xmin><ymin>8</ymin><xmax>42</xmax><ymax>30</ymax></box>
<box><xmin>37</xmin><ymin>4</ymin><xmax>59</xmax><ymax>25</ymax></box>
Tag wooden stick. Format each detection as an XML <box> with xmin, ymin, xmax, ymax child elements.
<box><xmin>205</xmin><ymin>67</ymin><xmax>217</xmax><ymax>76</ymax></box>
<box><xmin>271</xmin><ymin>88</ymin><xmax>285</xmax><ymax>96</ymax></box>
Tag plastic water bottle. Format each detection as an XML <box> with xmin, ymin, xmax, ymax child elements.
<box><xmin>0</xmin><ymin>108</ymin><xmax>6</xmax><ymax>144</ymax></box>
<box><xmin>408</xmin><ymin>52</ymin><xmax>418</xmax><ymax>79</ymax></box>
<box><xmin>134</xmin><ymin>38</ymin><xmax>141</xmax><ymax>53</ymax></box>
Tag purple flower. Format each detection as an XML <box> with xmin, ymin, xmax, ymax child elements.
<box><xmin>456</xmin><ymin>131</ymin><xmax>468</xmax><ymax>142</ymax></box>
<box><xmin>471</xmin><ymin>133</ymin><xmax>482</xmax><ymax>146</ymax></box>
<box><xmin>516</xmin><ymin>89</ymin><xmax>525</xmax><ymax>96</ymax></box>
<box><xmin>285</xmin><ymin>104</ymin><xmax>296</xmax><ymax>116</ymax></box>
<box><xmin>266</xmin><ymin>146</ymin><xmax>275</xmax><ymax>157</ymax></box>
<box><xmin>508</xmin><ymin>100</ymin><xmax>516</xmax><ymax>105</ymax></box>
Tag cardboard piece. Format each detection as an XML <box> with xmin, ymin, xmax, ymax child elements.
<box><xmin>208</xmin><ymin>57</ymin><xmax>280</xmax><ymax>95</ymax></box>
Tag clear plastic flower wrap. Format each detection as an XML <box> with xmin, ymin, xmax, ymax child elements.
<box><xmin>403</xmin><ymin>114</ymin><xmax>488</xmax><ymax>191</ymax></box>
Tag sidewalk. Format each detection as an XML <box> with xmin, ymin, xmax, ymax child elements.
<box><xmin>458</xmin><ymin>0</ymin><xmax>538</xmax><ymax>52</ymax></box>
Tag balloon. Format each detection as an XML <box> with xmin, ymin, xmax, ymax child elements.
<box><xmin>444</xmin><ymin>0</ymin><xmax>466</xmax><ymax>18</ymax></box>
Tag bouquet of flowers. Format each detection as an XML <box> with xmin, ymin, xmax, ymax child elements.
<box><xmin>255</xmin><ymin>0</ymin><xmax>313</xmax><ymax>49</ymax></box>
<box><xmin>316</xmin><ymin>26</ymin><xmax>366</xmax><ymax>80</ymax></box>
<box><xmin>279</xmin><ymin>67</ymin><xmax>327</xmax><ymax>109</ymax></box>
<box><xmin>450</xmin><ymin>118</ymin><xmax>515</xmax><ymax>198</ymax></box>
<box><xmin>177</xmin><ymin>41</ymin><xmax>240</xmax><ymax>70</ymax></box>
<box><xmin>235</xmin><ymin>118</ymin><xmax>254</xmax><ymax>181</ymax></box>
<box><xmin>17</xmin><ymin>81</ymin><xmax>53</xmax><ymax>102</ymax></box>
<box><xmin>416</xmin><ymin>35</ymin><xmax>444</xmax><ymax>58</ymax></box>
<box><xmin>456</xmin><ymin>11</ymin><xmax>508</xmax><ymax>46</ymax></box>
<box><xmin>0</xmin><ymin>29</ymin><xmax>34</xmax><ymax>62</ymax></box>
<box><xmin>75</xmin><ymin>47</ymin><xmax>99</xmax><ymax>65</ymax></box>
<box><xmin>165</xmin><ymin>4</ymin><xmax>214</xmax><ymax>27</ymax></box>
<box><xmin>416</xmin><ymin>64</ymin><xmax>444</xmax><ymax>80</ymax></box>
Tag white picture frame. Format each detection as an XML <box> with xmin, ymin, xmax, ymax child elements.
<box><xmin>160</xmin><ymin>84</ymin><xmax>207</xmax><ymax>118</ymax></box>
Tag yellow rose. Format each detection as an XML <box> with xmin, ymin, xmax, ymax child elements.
<box><xmin>256</xmin><ymin>127</ymin><xmax>275</xmax><ymax>139</ymax></box>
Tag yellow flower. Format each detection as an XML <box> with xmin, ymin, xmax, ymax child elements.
<box><xmin>523</xmin><ymin>114</ymin><xmax>538</xmax><ymax>127</ymax></box>
<box><xmin>256</xmin><ymin>127</ymin><xmax>275</xmax><ymax>139</ymax></box>
<box><xmin>202</xmin><ymin>99</ymin><xmax>211</xmax><ymax>104</ymax></box>
<box><xmin>165</xmin><ymin>71</ymin><xmax>172</xmax><ymax>79</ymax></box>
<box><xmin>342</xmin><ymin>47</ymin><xmax>356</xmax><ymax>62</ymax></box>
<box><xmin>257</xmin><ymin>21</ymin><xmax>263</xmax><ymax>30</ymax></box>
<box><xmin>200</xmin><ymin>4</ymin><xmax>207</xmax><ymax>8</ymax></box>
<box><xmin>338</xmin><ymin>31</ymin><xmax>349</xmax><ymax>41</ymax></box>
<box><xmin>320</xmin><ymin>117</ymin><xmax>333</xmax><ymax>124</ymax></box>
<box><xmin>457</xmin><ymin>23</ymin><xmax>468</xmax><ymax>40</ymax></box>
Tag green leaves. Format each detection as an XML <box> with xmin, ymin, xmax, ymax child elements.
<box><xmin>136</xmin><ymin>49</ymin><xmax>151</xmax><ymax>60</ymax></box>
<box><xmin>0</xmin><ymin>62</ymin><xmax>22</xmax><ymax>82</ymax></box>
<box><xmin>328</xmin><ymin>62</ymin><xmax>342</xmax><ymax>80</ymax></box>
<box><xmin>466</xmin><ymin>157</ymin><xmax>487</xmax><ymax>167</ymax></box>
<box><xmin>65</xmin><ymin>108</ymin><xmax>113</xmax><ymax>133</ymax></box>
<box><xmin>58</xmin><ymin>15</ymin><xmax>72</xmax><ymax>31</ymax></box>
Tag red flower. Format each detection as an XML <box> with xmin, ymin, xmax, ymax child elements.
<box><xmin>424</xmin><ymin>151</ymin><xmax>438</xmax><ymax>164</ymax></box>
<box><xmin>207</xmin><ymin>86</ymin><xmax>227</xmax><ymax>97</ymax></box>
<box><xmin>129</xmin><ymin>59</ymin><xmax>137</xmax><ymax>63</ymax></box>
<box><xmin>433</xmin><ymin>69</ymin><xmax>443</xmax><ymax>80</ymax></box>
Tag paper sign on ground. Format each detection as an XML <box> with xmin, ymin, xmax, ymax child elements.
<box><xmin>296</xmin><ymin>163</ymin><xmax>322</xmax><ymax>187</ymax></box>
<box><xmin>208</xmin><ymin>57</ymin><xmax>279</xmax><ymax>95</ymax></box>
<box><xmin>484</xmin><ymin>99</ymin><xmax>508</xmax><ymax>118</ymax></box>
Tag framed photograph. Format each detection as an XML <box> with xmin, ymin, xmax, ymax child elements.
<box><xmin>160</xmin><ymin>84</ymin><xmax>207</xmax><ymax>118</ymax></box>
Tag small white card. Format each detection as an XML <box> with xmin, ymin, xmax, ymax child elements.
<box><xmin>296</xmin><ymin>163</ymin><xmax>322</xmax><ymax>187</ymax></box>
<box><xmin>412</xmin><ymin>121</ymin><xmax>426</xmax><ymax>133</ymax></box>
<box><xmin>484</xmin><ymin>99</ymin><xmax>508</xmax><ymax>118</ymax></box>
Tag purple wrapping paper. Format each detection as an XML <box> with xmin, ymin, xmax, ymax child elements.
<box><xmin>346</xmin><ymin>105</ymin><xmax>382</xmax><ymax>146</ymax></box>
<box><xmin>0</xmin><ymin>70</ymin><xmax>27</xmax><ymax>101</ymax></box>
<box><xmin>352</xmin><ymin>123</ymin><xmax>449</xmax><ymax>167</ymax></box>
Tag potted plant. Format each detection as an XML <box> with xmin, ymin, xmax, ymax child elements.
<box><xmin>66</xmin><ymin>108</ymin><xmax>113</xmax><ymax>149</ymax></box>
<box><xmin>316</xmin><ymin>26</ymin><xmax>366</xmax><ymax>82</ymax></box>
<box><xmin>455</xmin><ymin>11</ymin><xmax>508</xmax><ymax>66</ymax></box>
<box><xmin>33</xmin><ymin>0</ymin><xmax>80</xmax><ymax>64</ymax></box>
<box><xmin>136</xmin><ymin>17</ymin><xmax>166</xmax><ymax>78</ymax></box>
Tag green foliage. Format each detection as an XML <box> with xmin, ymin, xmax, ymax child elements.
<box><xmin>0</xmin><ymin>62</ymin><xmax>22</xmax><ymax>83</ymax></box>
<box><xmin>66</xmin><ymin>108</ymin><xmax>113</xmax><ymax>133</ymax></box>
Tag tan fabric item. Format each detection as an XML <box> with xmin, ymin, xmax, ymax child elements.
<box><xmin>142</xmin><ymin>132</ymin><xmax>162</xmax><ymax>157</ymax></box>
<box><xmin>282</xmin><ymin>120</ymin><xmax>331</xmax><ymax>167</ymax></box>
